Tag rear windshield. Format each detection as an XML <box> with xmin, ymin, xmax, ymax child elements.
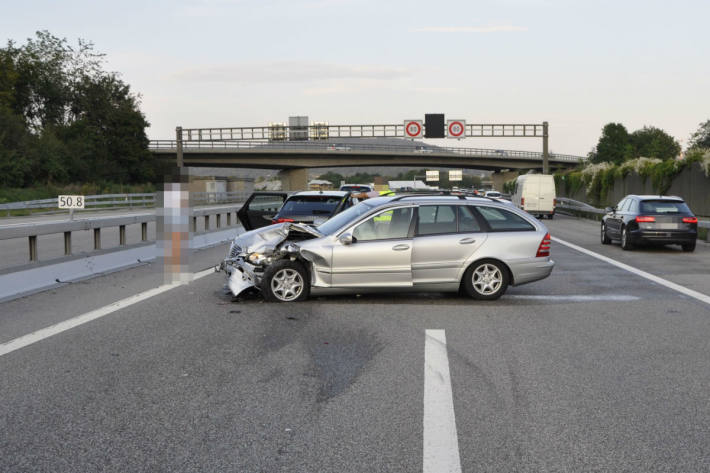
<box><xmin>278</xmin><ymin>195</ymin><xmax>343</xmax><ymax>217</ymax></box>
<box><xmin>340</xmin><ymin>186</ymin><xmax>371</xmax><ymax>192</ymax></box>
<box><xmin>639</xmin><ymin>200</ymin><xmax>691</xmax><ymax>214</ymax></box>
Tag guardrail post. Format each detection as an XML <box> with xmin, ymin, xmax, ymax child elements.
<box><xmin>94</xmin><ymin>228</ymin><xmax>101</xmax><ymax>250</ymax></box>
<box><xmin>29</xmin><ymin>235</ymin><xmax>38</xmax><ymax>262</ymax></box>
<box><xmin>119</xmin><ymin>225</ymin><xmax>126</xmax><ymax>246</ymax></box>
<box><xmin>204</xmin><ymin>215</ymin><xmax>210</xmax><ymax>231</ymax></box>
<box><xmin>64</xmin><ymin>231</ymin><xmax>71</xmax><ymax>255</ymax></box>
<box><xmin>191</xmin><ymin>216</ymin><xmax>197</xmax><ymax>233</ymax></box>
<box><xmin>227</xmin><ymin>213</ymin><xmax>231</xmax><ymax>226</ymax></box>
<box><xmin>216</xmin><ymin>214</ymin><xmax>221</xmax><ymax>228</ymax></box>
<box><xmin>141</xmin><ymin>222</ymin><xmax>148</xmax><ymax>241</ymax></box>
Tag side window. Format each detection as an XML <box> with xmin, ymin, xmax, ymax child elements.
<box><xmin>476</xmin><ymin>206</ymin><xmax>535</xmax><ymax>232</ymax></box>
<box><xmin>417</xmin><ymin>205</ymin><xmax>458</xmax><ymax>236</ymax></box>
<box><xmin>616</xmin><ymin>198</ymin><xmax>627</xmax><ymax>211</ymax></box>
<box><xmin>458</xmin><ymin>206</ymin><xmax>482</xmax><ymax>232</ymax></box>
<box><xmin>628</xmin><ymin>199</ymin><xmax>638</xmax><ymax>213</ymax></box>
<box><xmin>352</xmin><ymin>207</ymin><xmax>413</xmax><ymax>242</ymax></box>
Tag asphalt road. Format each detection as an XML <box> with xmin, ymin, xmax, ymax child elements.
<box><xmin>1</xmin><ymin>214</ymin><xmax>710</xmax><ymax>472</ymax></box>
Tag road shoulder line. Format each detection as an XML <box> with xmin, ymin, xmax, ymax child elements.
<box><xmin>552</xmin><ymin>236</ymin><xmax>710</xmax><ymax>306</ymax></box>
<box><xmin>0</xmin><ymin>267</ymin><xmax>216</xmax><ymax>357</ymax></box>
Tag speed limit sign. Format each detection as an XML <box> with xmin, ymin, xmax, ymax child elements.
<box><xmin>447</xmin><ymin>120</ymin><xmax>466</xmax><ymax>139</ymax></box>
<box><xmin>404</xmin><ymin>120</ymin><xmax>423</xmax><ymax>138</ymax></box>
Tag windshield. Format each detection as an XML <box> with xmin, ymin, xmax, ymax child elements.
<box><xmin>316</xmin><ymin>200</ymin><xmax>376</xmax><ymax>235</ymax></box>
<box><xmin>277</xmin><ymin>195</ymin><xmax>343</xmax><ymax>217</ymax></box>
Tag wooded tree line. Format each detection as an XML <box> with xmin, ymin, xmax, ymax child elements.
<box><xmin>589</xmin><ymin>121</ymin><xmax>710</xmax><ymax>165</ymax></box>
<box><xmin>0</xmin><ymin>31</ymin><xmax>163</xmax><ymax>187</ymax></box>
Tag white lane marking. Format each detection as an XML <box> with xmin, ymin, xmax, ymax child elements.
<box><xmin>424</xmin><ymin>329</ymin><xmax>462</xmax><ymax>473</ymax></box>
<box><xmin>552</xmin><ymin>236</ymin><xmax>710</xmax><ymax>306</ymax></box>
<box><xmin>0</xmin><ymin>267</ymin><xmax>217</xmax><ymax>357</ymax></box>
<box><xmin>507</xmin><ymin>294</ymin><xmax>639</xmax><ymax>302</ymax></box>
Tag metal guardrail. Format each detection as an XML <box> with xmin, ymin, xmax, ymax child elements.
<box><xmin>0</xmin><ymin>192</ymin><xmax>254</xmax><ymax>216</ymax></box>
<box><xmin>0</xmin><ymin>193</ymin><xmax>155</xmax><ymax>215</ymax></box>
<box><xmin>148</xmin><ymin>140</ymin><xmax>585</xmax><ymax>163</ymax></box>
<box><xmin>0</xmin><ymin>204</ymin><xmax>245</xmax><ymax>264</ymax></box>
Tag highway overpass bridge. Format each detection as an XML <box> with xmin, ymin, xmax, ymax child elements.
<box><xmin>149</xmin><ymin>123</ymin><xmax>586</xmax><ymax>190</ymax></box>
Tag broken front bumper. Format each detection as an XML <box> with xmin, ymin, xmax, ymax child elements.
<box><xmin>222</xmin><ymin>259</ymin><xmax>261</xmax><ymax>297</ymax></box>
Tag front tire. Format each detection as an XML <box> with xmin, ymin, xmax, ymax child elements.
<box><xmin>261</xmin><ymin>260</ymin><xmax>310</xmax><ymax>302</ymax></box>
<box><xmin>463</xmin><ymin>259</ymin><xmax>509</xmax><ymax>300</ymax></box>
<box><xmin>601</xmin><ymin>222</ymin><xmax>611</xmax><ymax>244</ymax></box>
<box><xmin>621</xmin><ymin>226</ymin><xmax>633</xmax><ymax>251</ymax></box>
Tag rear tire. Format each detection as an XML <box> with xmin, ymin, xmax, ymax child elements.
<box><xmin>601</xmin><ymin>222</ymin><xmax>611</xmax><ymax>244</ymax></box>
<box><xmin>463</xmin><ymin>259</ymin><xmax>509</xmax><ymax>300</ymax></box>
<box><xmin>621</xmin><ymin>226</ymin><xmax>633</xmax><ymax>251</ymax></box>
<box><xmin>261</xmin><ymin>260</ymin><xmax>310</xmax><ymax>302</ymax></box>
<box><xmin>682</xmin><ymin>242</ymin><xmax>696</xmax><ymax>252</ymax></box>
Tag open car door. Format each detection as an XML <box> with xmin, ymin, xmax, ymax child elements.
<box><xmin>237</xmin><ymin>192</ymin><xmax>288</xmax><ymax>230</ymax></box>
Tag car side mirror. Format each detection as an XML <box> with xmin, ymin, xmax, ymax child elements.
<box><xmin>604</xmin><ymin>207</ymin><xmax>613</xmax><ymax>213</ymax></box>
<box><xmin>338</xmin><ymin>233</ymin><xmax>353</xmax><ymax>246</ymax></box>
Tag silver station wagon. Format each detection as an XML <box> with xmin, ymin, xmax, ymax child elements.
<box><xmin>221</xmin><ymin>195</ymin><xmax>554</xmax><ymax>302</ymax></box>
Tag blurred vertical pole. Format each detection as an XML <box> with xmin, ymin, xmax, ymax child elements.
<box><xmin>542</xmin><ymin>121</ymin><xmax>549</xmax><ymax>174</ymax></box>
<box><xmin>176</xmin><ymin>126</ymin><xmax>184</xmax><ymax>168</ymax></box>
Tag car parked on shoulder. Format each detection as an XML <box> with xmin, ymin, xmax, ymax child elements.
<box><xmin>601</xmin><ymin>195</ymin><xmax>698</xmax><ymax>252</ymax></box>
<box><xmin>223</xmin><ymin>194</ymin><xmax>555</xmax><ymax>302</ymax></box>
<box><xmin>237</xmin><ymin>191</ymin><xmax>358</xmax><ymax>230</ymax></box>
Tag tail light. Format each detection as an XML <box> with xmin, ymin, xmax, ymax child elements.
<box><xmin>635</xmin><ymin>216</ymin><xmax>655</xmax><ymax>223</ymax></box>
<box><xmin>521</xmin><ymin>197</ymin><xmax>525</xmax><ymax>206</ymax></box>
<box><xmin>273</xmin><ymin>218</ymin><xmax>295</xmax><ymax>224</ymax></box>
<box><xmin>682</xmin><ymin>217</ymin><xmax>698</xmax><ymax>224</ymax></box>
<box><xmin>536</xmin><ymin>232</ymin><xmax>551</xmax><ymax>257</ymax></box>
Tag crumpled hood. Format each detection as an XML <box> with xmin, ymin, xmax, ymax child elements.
<box><xmin>231</xmin><ymin>222</ymin><xmax>322</xmax><ymax>255</ymax></box>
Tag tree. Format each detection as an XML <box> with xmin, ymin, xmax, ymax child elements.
<box><xmin>0</xmin><ymin>31</ymin><xmax>155</xmax><ymax>185</ymax></box>
<box><xmin>688</xmin><ymin>120</ymin><xmax>710</xmax><ymax>149</ymax></box>
<box><xmin>630</xmin><ymin>126</ymin><xmax>680</xmax><ymax>160</ymax></box>
<box><xmin>592</xmin><ymin>123</ymin><xmax>633</xmax><ymax>165</ymax></box>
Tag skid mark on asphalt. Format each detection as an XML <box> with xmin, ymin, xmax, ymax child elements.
<box><xmin>0</xmin><ymin>267</ymin><xmax>217</xmax><ymax>357</ymax></box>
<box><xmin>424</xmin><ymin>329</ymin><xmax>462</xmax><ymax>473</ymax></box>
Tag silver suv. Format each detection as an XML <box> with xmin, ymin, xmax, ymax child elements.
<box><xmin>222</xmin><ymin>195</ymin><xmax>554</xmax><ymax>302</ymax></box>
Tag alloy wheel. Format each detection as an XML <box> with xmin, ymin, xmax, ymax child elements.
<box><xmin>472</xmin><ymin>263</ymin><xmax>503</xmax><ymax>295</ymax></box>
<box><xmin>270</xmin><ymin>268</ymin><xmax>304</xmax><ymax>301</ymax></box>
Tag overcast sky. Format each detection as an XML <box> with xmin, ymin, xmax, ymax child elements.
<box><xmin>3</xmin><ymin>0</ymin><xmax>709</xmax><ymax>155</ymax></box>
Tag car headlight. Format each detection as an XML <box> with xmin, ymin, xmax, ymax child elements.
<box><xmin>248</xmin><ymin>253</ymin><xmax>271</xmax><ymax>265</ymax></box>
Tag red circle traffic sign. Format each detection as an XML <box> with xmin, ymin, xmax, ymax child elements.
<box><xmin>405</xmin><ymin>121</ymin><xmax>422</xmax><ymax>138</ymax></box>
<box><xmin>448</xmin><ymin>121</ymin><xmax>465</xmax><ymax>138</ymax></box>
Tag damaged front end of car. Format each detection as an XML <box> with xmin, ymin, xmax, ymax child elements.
<box><xmin>220</xmin><ymin>222</ymin><xmax>323</xmax><ymax>298</ymax></box>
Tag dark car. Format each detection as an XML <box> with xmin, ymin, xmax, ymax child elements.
<box><xmin>237</xmin><ymin>191</ymin><xmax>357</xmax><ymax>230</ymax></box>
<box><xmin>601</xmin><ymin>195</ymin><xmax>698</xmax><ymax>252</ymax></box>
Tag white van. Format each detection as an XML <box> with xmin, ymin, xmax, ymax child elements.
<box><xmin>512</xmin><ymin>174</ymin><xmax>556</xmax><ymax>219</ymax></box>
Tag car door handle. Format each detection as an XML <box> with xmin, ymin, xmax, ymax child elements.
<box><xmin>392</xmin><ymin>244</ymin><xmax>410</xmax><ymax>251</ymax></box>
<box><xmin>458</xmin><ymin>238</ymin><xmax>476</xmax><ymax>244</ymax></box>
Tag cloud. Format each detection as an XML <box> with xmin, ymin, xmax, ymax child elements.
<box><xmin>411</xmin><ymin>25</ymin><xmax>528</xmax><ymax>33</ymax></box>
<box><xmin>174</xmin><ymin>61</ymin><xmax>412</xmax><ymax>84</ymax></box>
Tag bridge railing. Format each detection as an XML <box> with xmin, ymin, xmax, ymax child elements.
<box><xmin>149</xmin><ymin>140</ymin><xmax>584</xmax><ymax>163</ymax></box>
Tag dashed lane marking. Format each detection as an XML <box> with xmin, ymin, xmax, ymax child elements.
<box><xmin>424</xmin><ymin>329</ymin><xmax>462</xmax><ymax>473</ymax></box>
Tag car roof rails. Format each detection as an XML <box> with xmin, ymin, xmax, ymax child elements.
<box><xmin>389</xmin><ymin>192</ymin><xmax>469</xmax><ymax>201</ymax></box>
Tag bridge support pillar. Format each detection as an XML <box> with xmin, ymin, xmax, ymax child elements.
<box><xmin>278</xmin><ymin>168</ymin><xmax>308</xmax><ymax>191</ymax></box>
<box><xmin>491</xmin><ymin>170</ymin><xmax>520</xmax><ymax>192</ymax></box>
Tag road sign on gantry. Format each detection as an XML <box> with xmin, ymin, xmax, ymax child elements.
<box><xmin>404</xmin><ymin>120</ymin><xmax>423</xmax><ymax>138</ymax></box>
<box><xmin>447</xmin><ymin>120</ymin><xmax>466</xmax><ymax>139</ymax></box>
<box><xmin>426</xmin><ymin>170</ymin><xmax>439</xmax><ymax>181</ymax></box>
<box><xmin>449</xmin><ymin>170</ymin><xmax>463</xmax><ymax>181</ymax></box>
